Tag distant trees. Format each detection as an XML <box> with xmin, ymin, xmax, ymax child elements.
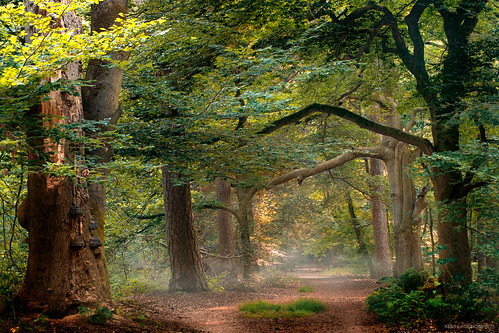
<box><xmin>119</xmin><ymin>0</ymin><xmax>496</xmax><ymax>285</ymax></box>
<box><xmin>256</xmin><ymin>0</ymin><xmax>496</xmax><ymax>283</ymax></box>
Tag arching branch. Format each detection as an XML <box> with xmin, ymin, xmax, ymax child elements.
<box><xmin>196</xmin><ymin>203</ymin><xmax>239</xmax><ymax>218</ymax></box>
<box><xmin>259</xmin><ymin>103</ymin><xmax>434</xmax><ymax>154</ymax></box>
<box><xmin>267</xmin><ymin>146</ymin><xmax>387</xmax><ymax>187</ymax></box>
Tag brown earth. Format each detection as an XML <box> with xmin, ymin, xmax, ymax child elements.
<box><xmin>1</xmin><ymin>268</ymin><xmax>496</xmax><ymax>332</ymax></box>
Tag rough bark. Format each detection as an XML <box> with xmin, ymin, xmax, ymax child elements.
<box><xmin>17</xmin><ymin>0</ymin><xmax>110</xmax><ymax>315</ymax></box>
<box><xmin>162</xmin><ymin>167</ymin><xmax>208</xmax><ymax>292</ymax></box>
<box><xmin>346</xmin><ymin>193</ymin><xmax>376</xmax><ymax>278</ymax></box>
<box><xmin>369</xmin><ymin>158</ymin><xmax>392</xmax><ymax>276</ymax></box>
<box><xmin>215</xmin><ymin>177</ymin><xmax>236</xmax><ymax>277</ymax></box>
<box><xmin>80</xmin><ymin>0</ymin><xmax>129</xmax><ymax>305</ymax></box>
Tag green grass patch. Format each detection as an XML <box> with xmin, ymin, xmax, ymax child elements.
<box><xmin>298</xmin><ymin>285</ymin><xmax>314</xmax><ymax>292</ymax></box>
<box><xmin>239</xmin><ymin>298</ymin><xmax>327</xmax><ymax>318</ymax></box>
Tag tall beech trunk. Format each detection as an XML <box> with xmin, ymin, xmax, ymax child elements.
<box><xmin>382</xmin><ymin>112</ymin><xmax>425</xmax><ymax>276</ymax></box>
<box><xmin>346</xmin><ymin>193</ymin><xmax>376</xmax><ymax>278</ymax></box>
<box><xmin>162</xmin><ymin>168</ymin><xmax>208</xmax><ymax>292</ymax></box>
<box><xmin>215</xmin><ymin>178</ymin><xmax>236</xmax><ymax>276</ymax></box>
<box><xmin>369</xmin><ymin>158</ymin><xmax>392</xmax><ymax>277</ymax></box>
<box><xmin>16</xmin><ymin>1</ymin><xmax>110</xmax><ymax>316</ymax></box>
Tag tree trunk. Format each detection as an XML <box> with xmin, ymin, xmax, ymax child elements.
<box><xmin>384</xmin><ymin>142</ymin><xmax>425</xmax><ymax>275</ymax></box>
<box><xmin>369</xmin><ymin>158</ymin><xmax>392</xmax><ymax>277</ymax></box>
<box><xmin>80</xmin><ymin>0</ymin><xmax>129</xmax><ymax>305</ymax></box>
<box><xmin>16</xmin><ymin>1</ymin><xmax>111</xmax><ymax>316</ymax></box>
<box><xmin>162</xmin><ymin>167</ymin><xmax>208</xmax><ymax>292</ymax></box>
<box><xmin>215</xmin><ymin>178</ymin><xmax>236</xmax><ymax>277</ymax></box>
<box><xmin>346</xmin><ymin>193</ymin><xmax>376</xmax><ymax>278</ymax></box>
<box><xmin>433</xmin><ymin>175</ymin><xmax>471</xmax><ymax>283</ymax></box>
<box><xmin>381</xmin><ymin>110</ymin><xmax>425</xmax><ymax>276</ymax></box>
<box><xmin>235</xmin><ymin>187</ymin><xmax>254</xmax><ymax>279</ymax></box>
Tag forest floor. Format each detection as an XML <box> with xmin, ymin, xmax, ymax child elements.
<box><xmin>2</xmin><ymin>268</ymin><xmax>496</xmax><ymax>332</ymax></box>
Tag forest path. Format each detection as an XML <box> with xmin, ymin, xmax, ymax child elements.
<box><xmin>123</xmin><ymin>268</ymin><xmax>389</xmax><ymax>332</ymax></box>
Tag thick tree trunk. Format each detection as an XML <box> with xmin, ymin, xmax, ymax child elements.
<box><xmin>215</xmin><ymin>178</ymin><xmax>236</xmax><ymax>277</ymax></box>
<box><xmin>369</xmin><ymin>158</ymin><xmax>392</xmax><ymax>276</ymax></box>
<box><xmin>16</xmin><ymin>1</ymin><xmax>110</xmax><ymax>316</ymax></box>
<box><xmin>382</xmin><ymin>111</ymin><xmax>425</xmax><ymax>276</ymax></box>
<box><xmin>346</xmin><ymin>193</ymin><xmax>376</xmax><ymax>278</ymax></box>
<box><xmin>162</xmin><ymin>167</ymin><xmax>208</xmax><ymax>292</ymax></box>
<box><xmin>433</xmin><ymin>175</ymin><xmax>471</xmax><ymax>283</ymax></box>
<box><xmin>384</xmin><ymin>143</ymin><xmax>424</xmax><ymax>275</ymax></box>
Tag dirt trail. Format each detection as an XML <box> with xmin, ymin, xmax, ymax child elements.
<box><xmin>124</xmin><ymin>268</ymin><xmax>388</xmax><ymax>332</ymax></box>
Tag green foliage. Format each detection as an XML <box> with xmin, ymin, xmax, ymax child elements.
<box><xmin>298</xmin><ymin>285</ymin><xmax>314</xmax><ymax>293</ymax></box>
<box><xmin>239</xmin><ymin>298</ymin><xmax>327</xmax><ymax>318</ymax></box>
<box><xmin>89</xmin><ymin>307</ymin><xmax>113</xmax><ymax>325</ymax></box>
<box><xmin>366</xmin><ymin>268</ymin><xmax>498</xmax><ymax>327</ymax></box>
<box><xmin>256</xmin><ymin>270</ymin><xmax>299</xmax><ymax>288</ymax></box>
<box><xmin>397</xmin><ymin>268</ymin><xmax>427</xmax><ymax>293</ymax></box>
<box><xmin>77</xmin><ymin>306</ymin><xmax>92</xmax><ymax>317</ymax></box>
<box><xmin>206</xmin><ymin>272</ymin><xmax>227</xmax><ymax>292</ymax></box>
<box><xmin>78</xmin><ymin>306</ymin><xmax>113</xmax><ymax>325</ymax></box>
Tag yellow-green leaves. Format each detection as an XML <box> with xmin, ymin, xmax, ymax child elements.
<box><xmin>0</xmin><ymin>0</ymin><xmax>162</xmax><ymax>90</ymax></box>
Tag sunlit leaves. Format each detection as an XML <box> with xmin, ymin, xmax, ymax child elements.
<box><xmin>0</xmin><ymin>0</ymin><xmax>162</xmax><ymax>90</ymax></box>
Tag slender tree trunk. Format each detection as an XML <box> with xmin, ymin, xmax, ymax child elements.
<box><xmin>429</xmin><ymin>210</ymin><xmax>436</xmax><ymax>275</ymax></box>
<box><xmin>16</xmin><ymin>1</ymin><xmax>111</xmax><ymax>316</ymax></box>
<box><xmin>215</xmin><ymin>177</ymin><xmax>236</xmax><ymax>277</ymax></box>
<box><xmin>369</xmin><ymin>158</ymin><xmax>392</xmax><ymax>276</ymax></box>
<box><xmin>162</xmin><ymin>167</ymin><xmax>208</xmax><ymax>292</ymax></box>
<box><xmin>235</xmin><ymin>187</ymin><xmax>254</xmax><ymax>279</ymax></box>
<box><xmin>346</xmin><ymin>193</ymin><xmax>376</xmax><ymax>278</ymax></box>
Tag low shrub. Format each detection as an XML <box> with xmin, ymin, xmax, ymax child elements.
<box><xmin>78</xmin><ymin>306</ymin><xmax>113</xmax><ymax>325</ymax></box>
<box><xmin>366</xmin><ymin>268</ymin><xmax>498</xmax><ymax>328</ymax></box>
<box><xmin>257</xmin><ymin>270</ymin><xmax>300</xmax><ymax>288</ymax></box>
<box><xmin>298</xmin><ymin>285</ymin><xmax>314</xmax><ymax>293</ymax></box>
<box><xmin>239</xmin><ymin>298</ymin><xmax>327</xmax><ymax>318</ymax></box>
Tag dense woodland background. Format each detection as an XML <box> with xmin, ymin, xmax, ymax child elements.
<box><xmin>0</xmin><ymin>0</ymin><xmax>497</xmax><ymax>329</ymax></box>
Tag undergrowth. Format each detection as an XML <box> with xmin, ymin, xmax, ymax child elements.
<box><xmin>78</xmin><ymin>306</ymin><xmax>113</xmax><ymax>325</ymax></box>
<box><xmin>256</xmin><ymin>270</ymin><xmax>300</xmax><ymax>288</ymax></box>
<box><xmin>366</xmin><ymin>267</ymin><xmax>498</xmax><ymax>328</ymax></box>
<box><xmin>239</xmin><ymin>298</ymin><xmax>327</xmax><ymax>318</ymax></box>
<box><xmin>298</xmin><ymin>285</ymin><xmax>314</xmax><ymax>292</ymax></box>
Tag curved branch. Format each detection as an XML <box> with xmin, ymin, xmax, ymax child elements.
<box><xmin>259</xmin><ymin>103</ymin><xmax>434</xmax><ymax>154</ymax></box>
<box><xmin>405</xmin><ymin>107</ymin><xmax>426</xmax><ymax>132</ymax></box>
<box><xmin>405</xmin><ymin>0</ymin><xmax>430</xmax><ymax>69</ymax></box>
<box><xmin>196</xmin><ymin>203</ymin><xmax>239</xmax><ymax>218</ymax></box>
<box><xmin>267</xmin><ymin>147</ymin><xmax>387</xmax><ymax>187</ymax></box>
